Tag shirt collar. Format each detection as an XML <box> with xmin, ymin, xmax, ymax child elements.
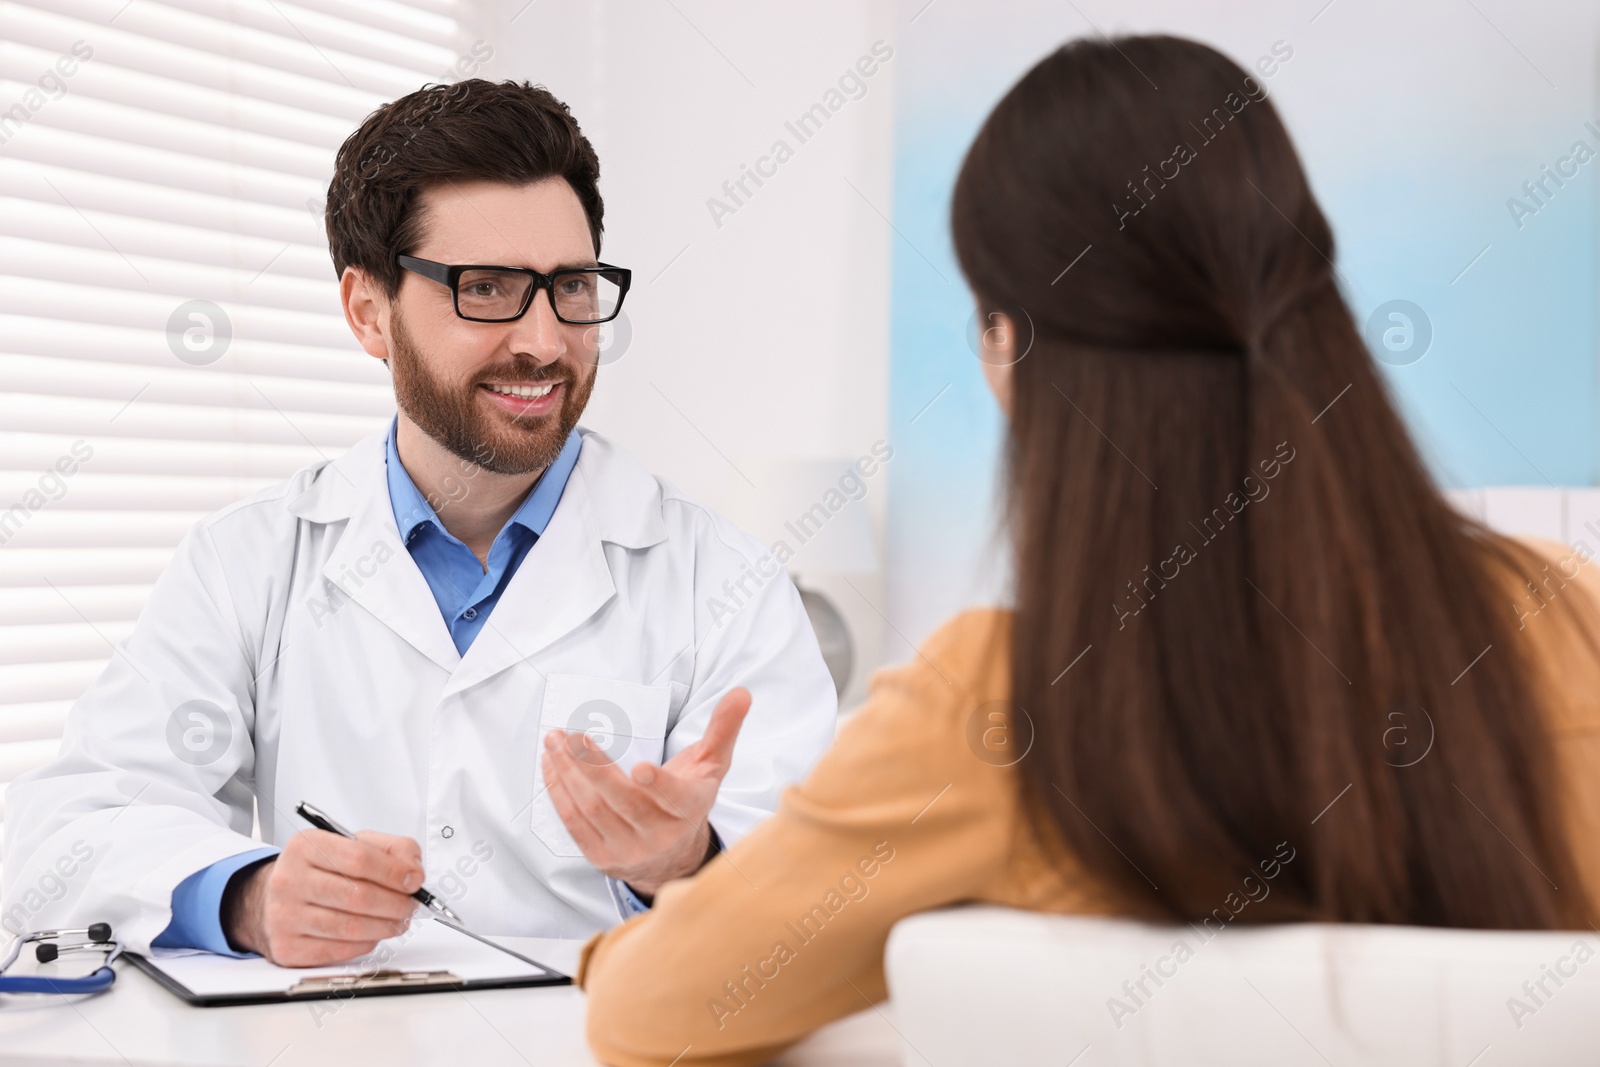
<box><xmin>384</xmin><ymin>417</ymin><xmax>584</xmax><ymax>544</ymax></box>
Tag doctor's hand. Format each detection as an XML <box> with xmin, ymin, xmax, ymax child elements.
<box><xmin>222</xmin><ymin>829</ymin><xmax>424</xmax><ymax>967</ymax></box>
<box><xmin>541</xmin><ymin>686</ymin><xmax>752</xmax><ymax>900</ymax></box>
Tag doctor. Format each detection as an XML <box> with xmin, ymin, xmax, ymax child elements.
<box><xmin>1</xmin><ymin>79</ymin><xmax>837</xmax><ymax>965</ymax></box>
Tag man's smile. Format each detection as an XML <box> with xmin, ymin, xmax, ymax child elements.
<box><xmin>483</xmin><ymin>381</ymin><xmax>557</xmax><ymax>399</ymax></box>
<box><xmin>479</xmin><ymin>378</ymin><xmax>565</xmax><ymax>418</ymax></box>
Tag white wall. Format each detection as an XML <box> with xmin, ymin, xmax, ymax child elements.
<box><xmin>484</xmin><ymin>1</ymin><xmax>897</xmax><ymax>705</ymax></box>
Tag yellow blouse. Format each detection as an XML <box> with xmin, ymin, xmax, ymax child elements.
<box><xmin>576</xmin><ymin>537</ymin><xmax>1600</xmax><ymax>1066</ymax></box>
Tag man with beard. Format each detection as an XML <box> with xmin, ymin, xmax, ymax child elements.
<box><xmin>1</xmin><ymin>81</ymin><xmax>837</xmax><ymax>965</ymax></box>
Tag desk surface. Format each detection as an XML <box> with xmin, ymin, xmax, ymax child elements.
<box><xmin>0</xmin><ymin>937</ymin><xmax>902</xmax><ymax>1067</ymax></box>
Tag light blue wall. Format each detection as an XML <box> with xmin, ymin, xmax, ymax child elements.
<box><xmin>885</xmin><ymin>0</ymin><xmax>1600</xmax><ymax>644</ymax></box>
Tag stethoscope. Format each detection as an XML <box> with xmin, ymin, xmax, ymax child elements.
<box><xmin>0</xmin><ymin>923</ymin><xmax>122</xmax><ymax>995</ymax></box>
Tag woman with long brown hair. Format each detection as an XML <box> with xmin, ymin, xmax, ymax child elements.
<box><xmin>573</xmin><ymin>34</ymin><xmax>1600</xmax><ymax>1064</ymax></box>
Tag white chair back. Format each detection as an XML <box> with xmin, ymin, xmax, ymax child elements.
<box><xmin>884</xmin><ymin>905</ymin><xmax>1600</xmax><ymax>1066</ymax></box>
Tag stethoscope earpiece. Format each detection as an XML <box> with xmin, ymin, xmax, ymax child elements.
<box><xmin>32</xmin><ymin>924</ymin><xmax>115</xmax><ymax>963</ymax></box>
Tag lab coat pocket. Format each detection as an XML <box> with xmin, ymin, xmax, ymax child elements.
<box><xmin>531</xmin><ymin>674</ymin><xmax>672</xmax><ymax>859</ymax></box>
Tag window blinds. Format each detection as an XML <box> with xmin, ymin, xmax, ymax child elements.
<box><xmin>0</xmin><ymin>0</ymin><xmax>470</xmax><ymax>847</ymax></box>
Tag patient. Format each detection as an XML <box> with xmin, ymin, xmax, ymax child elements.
<box><xmin>576</xmin><ymin>34</ymin><xmax>1600</xmax><ymax>1065</ymax></box>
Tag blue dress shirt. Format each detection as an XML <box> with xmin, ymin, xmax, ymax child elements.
<box><xmin>150</xmin><ymin>847</ymin><xmax>279</xmax><ymax>955</ymax></box>
<box><xmin>384</xmin><ymin>421</ymin><xmax>582</xmax><ymax>654</ymax></box>
<box><xmin>154</xmin><ymin>420</ymin><xmax>585</xmax><ymax>954</ymax></box>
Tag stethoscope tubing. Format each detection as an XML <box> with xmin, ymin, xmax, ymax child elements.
<box><xmin>0</xmin><ymin>967</ymin><xmax>117</xmax><ymax>995</ymax></box>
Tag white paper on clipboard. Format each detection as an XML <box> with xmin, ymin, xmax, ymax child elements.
<box><xmin>140</xmin><ymin>916</ymin><xmax>559</xmax><ymax>998</ymax></box>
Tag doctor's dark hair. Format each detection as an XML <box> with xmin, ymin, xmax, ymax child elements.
<box><xmin>953</xmin><ymin>35</ymin><xmax>1594</xmax><ymax>930</ymax></box>
<box><xmin>324</xmin><ymin>78</ymin><xmax>604</xmax><ymax>297</ymax></box>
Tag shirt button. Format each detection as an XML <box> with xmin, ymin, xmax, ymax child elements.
<box><xmin>441</xmin><ymin>826</ymin><xmax>454</xmax><ymax>839</ymax></box>
<box><xmin>462</xmin><ymin>607</ymin><xmax>477</xmax><ymax>620</ymax></box>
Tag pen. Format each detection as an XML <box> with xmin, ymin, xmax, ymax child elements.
<box><xmin>295</xmin><ymin>801</ymin><xmax>464</xmax><ymax>925</ymax></box>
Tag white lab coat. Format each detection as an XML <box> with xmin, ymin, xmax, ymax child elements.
<box><xmin>1</xmin><ymin>427</ymin><xmax>837</xmax><ymax>951</ymax></box>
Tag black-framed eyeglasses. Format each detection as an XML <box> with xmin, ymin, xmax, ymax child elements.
<box><xmin>397</xmin><ymin>255</ymin><xmax>632</xmax><ymax>324</ymax></box>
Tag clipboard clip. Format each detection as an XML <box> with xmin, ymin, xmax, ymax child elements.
<box><xmin>287</xmin><ymin>969</ymin><xmax>462</xmax><ymax>996</ymax></box>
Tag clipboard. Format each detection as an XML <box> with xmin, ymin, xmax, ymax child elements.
<box><xmin>125</xmin><ymin>916</ymin><xmax>570</xmax><ymax>1007</ymax></box>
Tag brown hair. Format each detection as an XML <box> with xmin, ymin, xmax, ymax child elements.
<box><xmin>325</xmin><ymin>79</ymin><xmax>604</xmax><ymax>297</ymax></box>
<box><xmin>952</xmin><ymin>35</ymin><xmax>1591</xmax><ymax>929</ymax></box>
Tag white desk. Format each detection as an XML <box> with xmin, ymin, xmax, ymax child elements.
<box><xmin>0</xmin><ymin>937</ymin><xmax>902</xmax><ymax>1067</ymax></box>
